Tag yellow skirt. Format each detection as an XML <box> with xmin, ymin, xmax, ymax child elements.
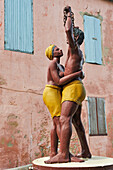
<box><xmin>43</xmin><ymin>85</ymin><xmax>62</xmax><ymax>118</ymax></box>
<box><xmin>61</xmin><ymin>80</ymin><xmax>86</xmax><ymax>105</ymax></box>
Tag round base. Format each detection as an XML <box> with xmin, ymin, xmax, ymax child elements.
<box><xmin>32</xmin><ymin>156</ymin><xmax>113</xmax><ymax>170</ymax></box>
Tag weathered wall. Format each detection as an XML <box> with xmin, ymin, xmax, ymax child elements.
<box><xmin>0</xmin><ymin>0</ymin><xmax>113</xmax><ymax>169</ymax></box>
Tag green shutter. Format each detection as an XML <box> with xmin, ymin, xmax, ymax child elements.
<box><xmin>88</xmin><ymin>97</ymin><xmax>107</xmax><ymax>136</ymax></box>
<box><xmin>88</xmin><ymin>97</ymin><xmax>98</xmax><ymax>135</ymax></box>
<box><xmin>97</xmin><ymin>98</ymin><xmax>107</xmax><ymax>134</ymax></box>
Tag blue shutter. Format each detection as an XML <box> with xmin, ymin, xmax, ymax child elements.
<box><xmin>84</xmin><ymin>15</ymin><xmax>95</xmax><ymax>63</ymax></box>
<box><xmin>94</xmin><ymin>18</ymin><xmax>102</xmax><ymax>64</ymax></box>
<box><xmin>84</xmin><ymin>15</ymin><xmax>102</xmax><ymax>64</ymax></box>
<box><xmin>4</xmin><ymin>0</ymin><xmax>33</xmax><ymax>54</ymax></box>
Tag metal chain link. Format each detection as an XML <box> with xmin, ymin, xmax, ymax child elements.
<box><xmin>63</xmin><ymin>10</ymin><xmax>77</xmax><ymax>45</ymax></box>
<box><xmin>63</xmin><ymin>11</ymin><xmax>67</xmax><ymax>26</ymax></box>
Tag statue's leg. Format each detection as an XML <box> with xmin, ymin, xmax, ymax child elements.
<box><xmin>51</xmin><ymin>116</ymin><xmax>61</xmax><ymax>157</ymax></box>
<box><xmin>72</xmin><ymin>105</ymin><xmax>92</xmax><ymax>158</ymax></box>
<box><xmin>55</xmin><ymin>116</ymin><xmax>75</xmax><ymax>159</ymax></box>
<box><xmin>54</xmin><ymin>116</ymin><xmax>61</xmax><ymax>140</ymax></box>
<box><xmin>45</xmin><ymin>117</ymin><xmax>60</xmax><ymax>163</ymax></box>
<box><xmin>45</xmin><ymin>101</ymin><xmax>84</xmax><ymax>163</ymax></box>
<box><xmin>50</xmin><ymin>118</ymin><xmax>58</xmax><ymax>158</ymax></box>
<box><xmin>59</xmin><ymin>101</ymin><xmax>78</xmax><ymax>159</ymax></box>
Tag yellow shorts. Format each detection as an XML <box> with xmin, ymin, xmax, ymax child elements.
<box><xmin>43</xmin><ymin>85</ymin><xmax>61</xmax><ymax>118</ymax></box>
<box><xmin>61</xmin><ymin>80</ymin><xmax>86</xmax><ymax>105</ymax></box>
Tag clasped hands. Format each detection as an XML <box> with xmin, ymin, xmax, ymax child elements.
<box><xmin>63</xmin><ymin>6</ymin><xmax>72</xmax><ymax>15</ymax></box>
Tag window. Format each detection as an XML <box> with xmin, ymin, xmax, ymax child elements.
<box><xmin>83</xmin><ymin>15</ymin><xmax>102</xmax><ymax>64</ymax></box>
<box><xmin>87</xmin><ymin>97</ymin><xmax>107</xmax><ymax>135</ymax></box>
<box><xmin>4</xmin><ymin>0</ymin><xmax>33</xmax><ymax>54</ymax></box>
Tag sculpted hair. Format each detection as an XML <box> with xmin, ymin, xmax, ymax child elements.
<box><xmin>74</xmin><ymin>27</ymin><xmax>84</xmax><ymax>46</ymax></box>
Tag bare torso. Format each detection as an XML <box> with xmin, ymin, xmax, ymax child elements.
<box><xmin>47</xmin><ymin>47</ymin><xmax>83</xmax><ymax>85</ymax></box>
<box><xmin>46</xmin><ymin>44</ymin><xmax>83</xmax><ymax>87</ymax></box>
<box><xmin>64</xmin><ymin>47</ymin><xmax>83</xmax><ymax>77</ymax></box>
<box><xmin>47</xmin><ymin>61</ymin><xmax>61</xmax><ymax>86</ymax></box>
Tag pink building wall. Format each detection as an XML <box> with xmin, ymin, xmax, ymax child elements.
<box><xmin>0</xmin><ymin>0</ymin><xmax>113</xmax><ymax>169</ymax></box>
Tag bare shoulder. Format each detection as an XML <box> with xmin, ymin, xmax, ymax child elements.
<box><xmin>49</xmin><ymin>60</ymin><xmax>57</xmax><ymax>70</ymax></box>
<box><xmin>47</xmin><ymin>61</ymin><xmax>56</xmax><ymax>77</ymax></box>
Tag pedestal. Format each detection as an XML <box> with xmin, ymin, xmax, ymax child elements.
<box><xmin>32</xmin><ymin>156</ymin><xmax>113</xmax><ymax>170</ymax></box>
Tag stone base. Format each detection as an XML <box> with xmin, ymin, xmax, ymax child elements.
<box><xmin>32</xmin><ymin>156</ymin><xmax>113</xmax><ymax>170</ymax></box>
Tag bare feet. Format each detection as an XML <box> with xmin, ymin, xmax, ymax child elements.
<box><xmin>50</xmin><ymin>152</ymin><xmax>57</xmax><ymax>158</ymax></box>
<box><xmin>69</xmin><ymin>152</ymin><xmax>84</xmax><ymax>162</ymax></box>
<box><xmin>69</xmin><ymin>152</ymin><xmax>74</xmax><ymax>158</ymax></box>
<box><xmin>44</xmin><ymin>153</ymin><xmax>84</xmax><ymax>164</ymax></box>
<box><xmin>71</xmin><ymin>156</ymin><xmax>84</xmax><ymax>162</ymax></box>
<box><xmin>75</xmin><ymin>151</ymin><xmax>92</xmax><ymax>158</ymax></box>
<box><xmin>44</xmin><ymin>153</ymin><xmax>69</xmax><ymax>164</ymax></box>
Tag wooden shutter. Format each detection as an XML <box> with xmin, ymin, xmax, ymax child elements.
<box><xmin>97</xmin><ymin>98</ymin><xmax>107</xmax><ymax>134</ymax></box>
<box><xmin>87</xmin><ymin>97</ymin><xmax>98</xmax><ymax>135</ymax></box>
<box><xmin>94</xmin><ymin>18</ymin><xmax>102</xmax><ymax>64</ymax></box>
<box><xmin>88</xmin><ymin>97</ymin><xmax>107</xmax><ymax>136</ymax></box>
<box><xmin>84</xmin><ymin>15</ymin><xmax>102</xmax><ymax>64</ymax></box>
<box><xmin>84</xmin><ymin>15</ymin><xmax>95</xmax><ymax>63</ymax></box>
<box><xmin>4</xmin><ymin>0</ymin><xmax>33</xmax><ymax>54</ymax></box>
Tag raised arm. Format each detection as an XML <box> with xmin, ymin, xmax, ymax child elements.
<box><xmin>50</xmin><ymin>62</ymin><xmax>83</xmax><ymax>86</ymax></box>
<box><xmin>64</xmin><ymin>6</ymin><xmax>75</xmax><ymax>49</ymax></box>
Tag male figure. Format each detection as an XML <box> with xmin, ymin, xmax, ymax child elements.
<box><xmin>43</xmin><ymin>45</ymin><xmax>83</xmax><ymax>160</ymax></box>
<box><xmin>45</xmin><ymin>6</ymin><xmax>91</xmax><ymax>163</ymax></box>
<box><xmin>64</xmin><ymin>7</ymin><xmax>92</xmax><ymax>159</ymax></box>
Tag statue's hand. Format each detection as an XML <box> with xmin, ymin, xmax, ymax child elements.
<box><xmin>63</xmin><ymin>6</ymin><xmax>71</xmax><ymax>14</ymax></box>
<box><xmin>63</xmin><ymin>6</ymin><xmax>72</xmax><ymax>26</ymax></box>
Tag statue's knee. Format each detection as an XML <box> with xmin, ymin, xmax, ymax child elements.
<box><xmin>60</xmin><ymin>116</ymin><xmax>65</xmax><ymax>125</ymax></box>
<box><xmin>60</xmin><ymin>116</ymin><xmax>70</xmax><ymax>125</ymax></box>
<box><xmin>51</xmin><ymin>122</ymin><xmax>56</xmax><ymax>131</ymax></box>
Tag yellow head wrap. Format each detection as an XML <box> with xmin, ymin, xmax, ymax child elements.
<box><xmin>45</xmin><ymin>45</ymin><xmax>56</xmax><ymax>60</ymax></box>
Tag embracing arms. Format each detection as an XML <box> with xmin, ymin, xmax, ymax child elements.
<box><xmin>49</xmin><ymin>62</ymin><xmax>84</xmax><ymax>86</ymax></box>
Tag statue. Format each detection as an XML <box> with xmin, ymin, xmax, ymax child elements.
<box><xmin>43</xmin><ymin>6</ymin><xmax>91</xmax><ymax>164</ymax></box>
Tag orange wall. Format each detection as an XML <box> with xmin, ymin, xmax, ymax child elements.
<box><xmin>0</xmin><ymin>0</ymin><xmax>113</xmax><ymax>169</ymax></box>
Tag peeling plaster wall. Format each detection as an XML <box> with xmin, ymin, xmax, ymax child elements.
<box><xmin>0</xmin><ymin>0</ymin><xmax>113</xmax><ymax>169</ymax></box>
